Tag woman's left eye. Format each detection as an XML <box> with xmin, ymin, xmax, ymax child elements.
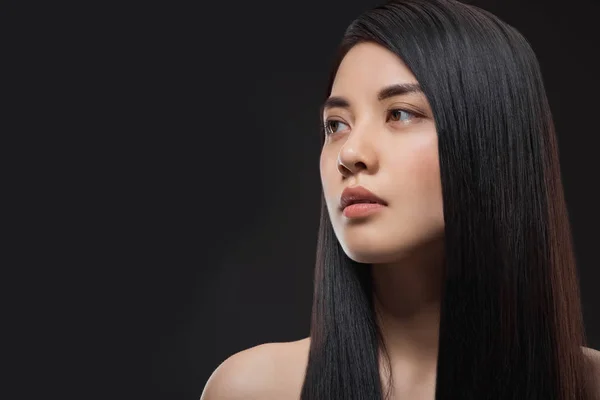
<box><xmin>388</xmin><ymin>109</ymin><xmax>418</xmax><ymax>123</ymax></box>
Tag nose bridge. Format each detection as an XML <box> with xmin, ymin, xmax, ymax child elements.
<box><xmin>337</xmin><ymin>116</ymin><xmax>379</xmax><ymax>174</ymax></box>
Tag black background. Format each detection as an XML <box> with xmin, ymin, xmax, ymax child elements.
<box><xmin>17</xmin><ymin>0</ymin><xmax>599</xmax><ymax>399</ymax></box>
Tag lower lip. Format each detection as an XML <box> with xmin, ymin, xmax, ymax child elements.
<box><xmin>342</xmin><ymin>203</ymin><xmax>385</xmax><ymax>218</ymax></box>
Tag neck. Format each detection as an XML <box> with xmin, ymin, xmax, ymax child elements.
<box><xmin>371</xmin><ymin>238</ymin><xmax>445</xmax><ymax>380</ymax></box>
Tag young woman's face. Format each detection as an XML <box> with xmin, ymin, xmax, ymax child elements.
<box><xmin>320</xmin><ymin>42</ymin><xmax>445</xmax><ymax>263</ymax></box>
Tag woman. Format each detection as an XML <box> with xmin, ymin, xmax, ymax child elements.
<box><xmin>202</xmin><ymin>0</ymin><xmax>600</xmax><ymax>399</ymax></box>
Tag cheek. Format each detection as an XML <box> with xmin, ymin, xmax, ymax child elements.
<box><xmin>412</xmin><ymin>151</ymin><xmax>440</xmax><ymax>190</ymax></box>
<box><xmin>320</xmin><ymin>148</ymin><xmax>343</xmax><ymax>218</ymax></box>
<box><xmin>391</xmin><ymin>138</ymin><xmax>441</xmax><ymax>206</ymax></box>
<box><xmin>319</xmin><ymin>148</ymin><xmax>336</xmax><ymax>191</ymax></box>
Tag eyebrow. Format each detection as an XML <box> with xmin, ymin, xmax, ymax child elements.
<box><xmin>320</xmin><ymin>83</ymin><xmax>424</xmax><ymax>116</ymax></box>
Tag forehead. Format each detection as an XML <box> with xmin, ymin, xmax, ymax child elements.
<box><xmin>331</xmin><ymin>42</ymin><xmax>418</xmax><ymax>95</ymax></box>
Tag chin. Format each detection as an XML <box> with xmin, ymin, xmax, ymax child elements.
<box><xmin>339</xmin><ymin>239</ymin><xmax>406</xmax><ymax>264</ymax></box>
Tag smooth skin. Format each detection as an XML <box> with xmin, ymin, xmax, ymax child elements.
<box><xmin>201</xmin><ymin>42</ymin><xmax>600</xmax><ymax>400</ymax></box>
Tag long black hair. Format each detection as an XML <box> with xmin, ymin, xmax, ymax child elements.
<box><xmin>301</xmin><ymin>1</ymin><xmax>594</xmax><ymax>399</ymax></box>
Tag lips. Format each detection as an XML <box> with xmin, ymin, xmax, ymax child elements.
<box><xmin>339</xmin><ymin>185</ymin><xmax>387</xmax><ymax>211</ymax></box>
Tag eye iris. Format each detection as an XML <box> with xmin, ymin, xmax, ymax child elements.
<box><xmin>330</xmin><ymin>121</ymin><xmax>338</xmax><ymax>132</ymax></box>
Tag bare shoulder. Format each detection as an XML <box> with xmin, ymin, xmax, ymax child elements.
<box><xmin>200</xmin><ymin>337</ymin><xmax>311</xmax><ymax>400</ymax></box>
<box><xmin>582</xmin><ymin>346</ymin><xmax>600</xmax><ymax>373</ymax></box>
<box><xmin>582</xmin><ymin>346</ymin><xmax>600</xmax><ymax>398</ymax></box>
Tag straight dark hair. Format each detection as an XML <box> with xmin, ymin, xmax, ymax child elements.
<box><xmin>301</xmin><ymin>0</ymin><xmax>594</xmax><ymax>399</ymax></box>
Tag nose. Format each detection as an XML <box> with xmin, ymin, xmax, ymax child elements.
<box><xmin>336</xmin><ymin>131</ymin><xmax>379</xmax><ymax>177</ymax></box>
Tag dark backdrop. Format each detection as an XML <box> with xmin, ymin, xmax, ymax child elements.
<box><xmin>75</xmin><ymin>0</ymin><xmax>599</xmax><ymax>399</ymax></box>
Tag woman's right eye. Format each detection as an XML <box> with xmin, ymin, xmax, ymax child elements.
<box><xmin>324</xmin><ymin>120</ymin><xmax>349</xmax><ymax>135</ymax></box>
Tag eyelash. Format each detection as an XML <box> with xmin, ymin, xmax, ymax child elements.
<box><xmin>322</xmin><ymin>108</ymin><xmax>420</xmax><ymax>136</ymax></box>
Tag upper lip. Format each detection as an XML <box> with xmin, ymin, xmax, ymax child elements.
<box><xmin>340</xmin><ymin>185</ymin><xmax>387</xmax><ymax>210</ymax></box>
